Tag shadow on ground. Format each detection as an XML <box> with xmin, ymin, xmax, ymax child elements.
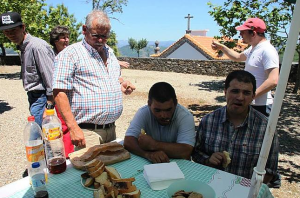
<box><xmin>0</xmin><ymin>100</ymin><xmax>13</xmax><ymax>114</ymax></box>
<box><xmin>191</xmin><ymin>80</ymin><xmax>225</xmax><ymax>103</ymax></box>
<box><xmin>192</xmin><ymin>80</ymin><xmax>224</xmax><ymax>93</ymax></box>
<box><xmin>277</xmin><ymin>92</ymin><xmax>300</xmax><ymax>156</ymax></box>
<box><xmin>0</xmin><ymin>72</ymin><xmax>20</xmax><ymax>80</ymax></box>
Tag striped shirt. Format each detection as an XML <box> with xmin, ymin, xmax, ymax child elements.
<box><xmin>53</xmin><ymin>39</ymin><xmax>122</xmax><ymax>125</ymax></box>
<box><xmin>192</xmin><ymin>106</ymin><xmax>278</xmax><ymax>179</ymax></box>
<box><xmin>19</xmin><ymin>34</ymin><xmax>55</xmax><ymax>96</ymax></box>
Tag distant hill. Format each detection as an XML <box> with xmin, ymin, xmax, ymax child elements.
<box><xmin>119</xmin><ymin>45</ymin><xmax>168</xmax><ymax>57</ymax></box>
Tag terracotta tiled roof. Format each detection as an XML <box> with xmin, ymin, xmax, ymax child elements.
<box><xmin>151</xmin><ymin>34</ymin><xmax>248</xmax><ymax>60</ymax></box>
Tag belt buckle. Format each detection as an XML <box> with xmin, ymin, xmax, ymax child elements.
<box><xmin>95</xmin><ymin>124</ymin><xmax>106</xmax><ymax>130</ymax></box>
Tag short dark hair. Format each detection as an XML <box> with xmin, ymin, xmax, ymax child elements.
<box><xmin>225</xmin><ymin>70</ymin><xmax>256</xmax><ymax>94</ymax></box>
<box><xmin>248</xmin><ymin>30</ymin><xmax>265</xmax><ymax>38</ymax></box>
<box><xmin>49</xmin><ymin>25</ymin><xmax>70</xmax><ymax>48</ymax></box>
<box><xmin>148</xmin><ymin>82</ymin><xmax>177</xmax><ymax>104</ymax></box>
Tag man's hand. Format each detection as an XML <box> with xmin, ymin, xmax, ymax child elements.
<box><xmin>118</xmin><ymin>61</ymin><xmax>130</xmax><ymax>68</ymax></box>
<box><xmin>206</xmin><ymin>152</ymin><xmax>226</xmax><ymax>167</ymax></box>
<box><xmin>145</xmin><ymin>151</ymin><xmax>170</xmax><ymax>163</ymax></box>
<box><xmin>138</xmin><ymin>134</ymin><xmax>157</xmax><ymax>151</ymax></box>
<box><xmin>69</xmin><ymin>124</ymin><xmax>86</xmax><ymax>148</ymax></box>
<box><xmin>211</xmin><ymin>40</ymin><xmax>224</xmax><ymax>51</ymax></box>
<box><xmin>120</xmin><ymin>80</ymin><xmax>136</xmax><ymax>95</ymax></box>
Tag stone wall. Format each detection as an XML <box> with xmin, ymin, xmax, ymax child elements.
<box><xmin>118</xmin><ymin>57</ymin><xmax>298</xmax><ymax>81</ymax></box>
<box><xmin>1</xmin><ymin>55</ymin><xmax>298</xmax><ymax>81</ymax></box>
<box><xmin>118</xmin><ymin>57</ymin><xmax>245</xmax><ymax>77</ymax></box>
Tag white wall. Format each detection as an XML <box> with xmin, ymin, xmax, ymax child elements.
<box><xmin>166</xmin><ymin>42</ymin><xmax>208</xmax><ymax>60</ymax></box>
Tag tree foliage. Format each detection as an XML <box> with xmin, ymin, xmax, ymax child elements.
<box><xmin>0</xmin><ymin>0</ymin><xmax>82</xmax><ymax>54</ymax></box>
<box><xmin>207</xmin><ymin>0</ymin><xmax>300</xmax><ymax>93</ymax></box>
<box><xmin>107</xmin><ymin>31</ymin><xmax>120</xmax><ymax>56</ymax></box>
<box><xmin>88</xmin><ymin>0</ymin><xmax>128</xmax><ymax>15</ymax></box>
<box><xmin>128</xmin><ymin>38</ymin><xmax>148</xmax><ymax>57</ymax></box>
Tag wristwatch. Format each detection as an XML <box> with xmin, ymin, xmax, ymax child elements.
<box><xmin>46</xmin><ymin>103</ymin><xmax>55</xmax><ymax>109</ymax></box>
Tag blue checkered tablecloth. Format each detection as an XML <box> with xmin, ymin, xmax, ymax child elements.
<box><xmin>8</xmin><ymin>154</ymin><xmax>273</xmax><ymax>198</ymax></box>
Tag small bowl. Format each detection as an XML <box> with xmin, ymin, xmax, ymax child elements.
<box><xmin>166</xmin><ymin>180</ymin><xmax>216</xmax><ymax>198</ymax></box>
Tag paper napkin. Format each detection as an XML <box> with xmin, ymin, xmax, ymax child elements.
<box><xmin>143</xmin><ymin>162</ymin><xmax>185</xmax><ymax>190</ymax></box>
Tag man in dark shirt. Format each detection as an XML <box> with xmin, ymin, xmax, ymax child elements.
<box><xmin>0</xmin><ymin>12</ymin><xmax>55</xmax><ymax>129</ymax></box>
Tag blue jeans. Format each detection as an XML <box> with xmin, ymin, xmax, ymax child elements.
<box><xmin>27</xmin><ymin>91</ymin><xmax>47</xmax><ymax>128</ymax></box>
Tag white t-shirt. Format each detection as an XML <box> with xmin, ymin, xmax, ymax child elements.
<box><xmin>125</xmin><ymin>104</ymin><xmax>196</xmax><ymax>147</ymax></box>
<box><xmin>243</xmin><ymin>40</ymin><xmax>279</xmax><ymax>106</ymax></box>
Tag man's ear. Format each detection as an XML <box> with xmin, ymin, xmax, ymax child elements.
<box><xmin>82</xmin><ymin>25</ymin><xmax>87</xmax><ymax>35</ymax></box>
<box><xmin>224</xmin><ymin>88</ymin><xmax>227</xmax><ymax>96</ymax></box>
<box><xmin>147</xmin><ymin>99</ymin><xmax>151</xmax><ymax>106</ymax></box>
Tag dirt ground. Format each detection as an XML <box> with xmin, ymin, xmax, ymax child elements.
<box><xmin>0</xmin><ymin>66</ymin><xmax>299</xmax><ymax>197</ymax></box>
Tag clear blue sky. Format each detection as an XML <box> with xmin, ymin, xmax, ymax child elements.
<box><xmin>45</xmin><ymin>0</ymin><xmax>227</xmax><ymax>41</ymax></box>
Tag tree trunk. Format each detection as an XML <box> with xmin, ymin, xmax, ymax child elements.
<box><xmin>0</xmin><ymin>44</ymin><xmax>6</xmax><ymax>57</ymax></box>
<box><xmin>293</xmin><ymin>52</ymin><xmax>300</xmax><ymax>94</ymax></box>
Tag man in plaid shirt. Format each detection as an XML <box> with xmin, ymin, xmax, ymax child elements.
<box><xmin>192</xmin><ymin>70</ymin><xmax>279</xmax><ymax>185</ymax></box>
<box><xmin>53</xmin><ymin>10</ymin><xmax>135</xmax><ymax>149</ymax></box>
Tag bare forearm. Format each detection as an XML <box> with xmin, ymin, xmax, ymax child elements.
<box><xmin>155</xmin><ymin>142</ymin><xmax>193</xmax><ymax>160</ymax></box>
<box><xmin>124</xmin><ymin>136</ymin><xmax>149</xmax><ymax>159</ymax></box>
<box><xmin>53</xmin><ymin>89</ymin><xmax>77</xmax><ymax>130</ymax></box>
<box><xmin>255</xmin><ymin>68</ymin><xmax>279</xmax><ymax>99</ymax></box>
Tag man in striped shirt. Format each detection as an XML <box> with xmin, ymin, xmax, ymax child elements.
<box><xmin>53</xmin><ymin>10</ymin><xmax>135</xmax><ymax>149</ymax></box>
<box><xmin>192</xmin><ymin>70</ymin><xmax>279</xmax><ymax>185</ymax></box>
<box><xmin>0</xmin><ymin>12</ymin><xmax>55</xmax><ymax>129</ymax></box>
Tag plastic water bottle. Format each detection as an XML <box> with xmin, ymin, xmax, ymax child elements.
<box><xmin>24</xmin><ymin>116</ymin><xmax>47</xmax><ymax>183</ymax></box>
<box><xmin>31</xmin><ymin>162</ymin><xmax>48</xmax><ymax>198</ymax></box>
<box><xmin>42</xmin><ymin>109</ymin><xmax>66</xmax><ymax>174</ymax></box>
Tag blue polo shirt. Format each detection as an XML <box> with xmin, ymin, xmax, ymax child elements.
<box><xmin>125</xmin><ymin>104</ymin><xmax>196</xmax><ymax>146</ymax></box>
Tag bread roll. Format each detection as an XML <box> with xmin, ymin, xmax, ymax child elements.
<box><xmin>105</xmin><ymin>166</ymin><xmax>121</xmax><ymax>180</ymax></box>
<box><xmin>223</xmin><ymin>151</ymin><xmax>231</xmax><ymax>168</ymax></box>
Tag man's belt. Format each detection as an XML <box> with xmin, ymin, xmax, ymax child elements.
<box><xmin>79</xmin><ymin>122</ymin><xmax>115</xmax><ymax>130</ymax></box>
<box><xmin>30</xmin><ymin>90</ymin><xmax>46</xmax><ymax>94</ymax></box>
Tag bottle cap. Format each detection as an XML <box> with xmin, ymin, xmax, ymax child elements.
<box><xmin>32</xmin><ymin>162</ymin><xmax>40</xmax><ymax>168</ymax></box>
<box><xmin>46</xmin><ymin>109</ymin><xmax>55</xmax><ymax>116</ymax></box>
<box><xmin>27</xmin><ymin>116</ymin><xmax>35</xmax><ymax>122</ymax></box>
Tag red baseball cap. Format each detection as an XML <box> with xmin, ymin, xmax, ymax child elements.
<box><xmin>235</xmin><ymin>18</ymin><xmax>266</xmax><ymax>33</ymax></box>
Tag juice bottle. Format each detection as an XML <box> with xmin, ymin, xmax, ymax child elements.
<box><xmin>42</xmin><ymin>109</ymin><xmax>66</xmax><ymax>174</ymax></box>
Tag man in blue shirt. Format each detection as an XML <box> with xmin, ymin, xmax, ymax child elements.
<box><xmin>124</xmin><ymin>82</ymin><xmax>195</xmax><ymax>163</ymax></box>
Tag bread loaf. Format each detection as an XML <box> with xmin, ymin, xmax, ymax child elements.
<box><xmin>69</xmin><ymin>142</ymin><xmax>131</xmax><ymax>170</ymax></box>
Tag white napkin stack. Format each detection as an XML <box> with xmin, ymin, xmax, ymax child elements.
<box><xmin>143</xmin><ymin>162</ymin><xmax>185</xmax><ymax>190</ymax></box>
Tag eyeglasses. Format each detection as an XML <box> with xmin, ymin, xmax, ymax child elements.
<box><xmin>86</xmin><ymin>27</ymin><xmax>110</xmax><ymax>40</ymax></box>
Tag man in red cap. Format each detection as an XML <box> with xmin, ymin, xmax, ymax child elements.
<box><xmin>211</xmin><ymin>17</ymin><xmax>281</xmax><ymax>188</ymax></box>
<box><xmin>212</xmin><ymin>18</ymin><xmax>279</xmax><ymax>118</ymax></box>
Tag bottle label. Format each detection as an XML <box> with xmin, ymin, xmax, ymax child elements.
<box><xmin>25</xmin><ymin>144</ymin><xmax>45</xmax><ymax>162</ymax></box>
<box><xmin>47</xmin><ymin>127</ymin><xmax>61</xmax><ymax>140</ymax></box>
<box><xmin>31</xmin><ymin>173</ymin><xmax>46</xmax><ymax>188</ymax></box>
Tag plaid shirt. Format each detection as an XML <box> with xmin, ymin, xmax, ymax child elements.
<box><xmin>53</xmin><ymin>39</ymin><xmax>122</xmax><ymax>125</ymax></box>
<box><xmin>192</xmin><ymin>106</ymin><xmax>279</xmax><ymax>179</ymax></box>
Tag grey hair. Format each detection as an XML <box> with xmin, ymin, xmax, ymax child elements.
<box><xmin>85</xmin><ymin>10</ymin><xmax>111</xmax><ymax>30</ymax></box>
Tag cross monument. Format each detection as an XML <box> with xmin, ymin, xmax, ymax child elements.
<box><xmin>184</xmin><ymin>14</ymin><xmax>193</xmax><ymax>34</ymax></box>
